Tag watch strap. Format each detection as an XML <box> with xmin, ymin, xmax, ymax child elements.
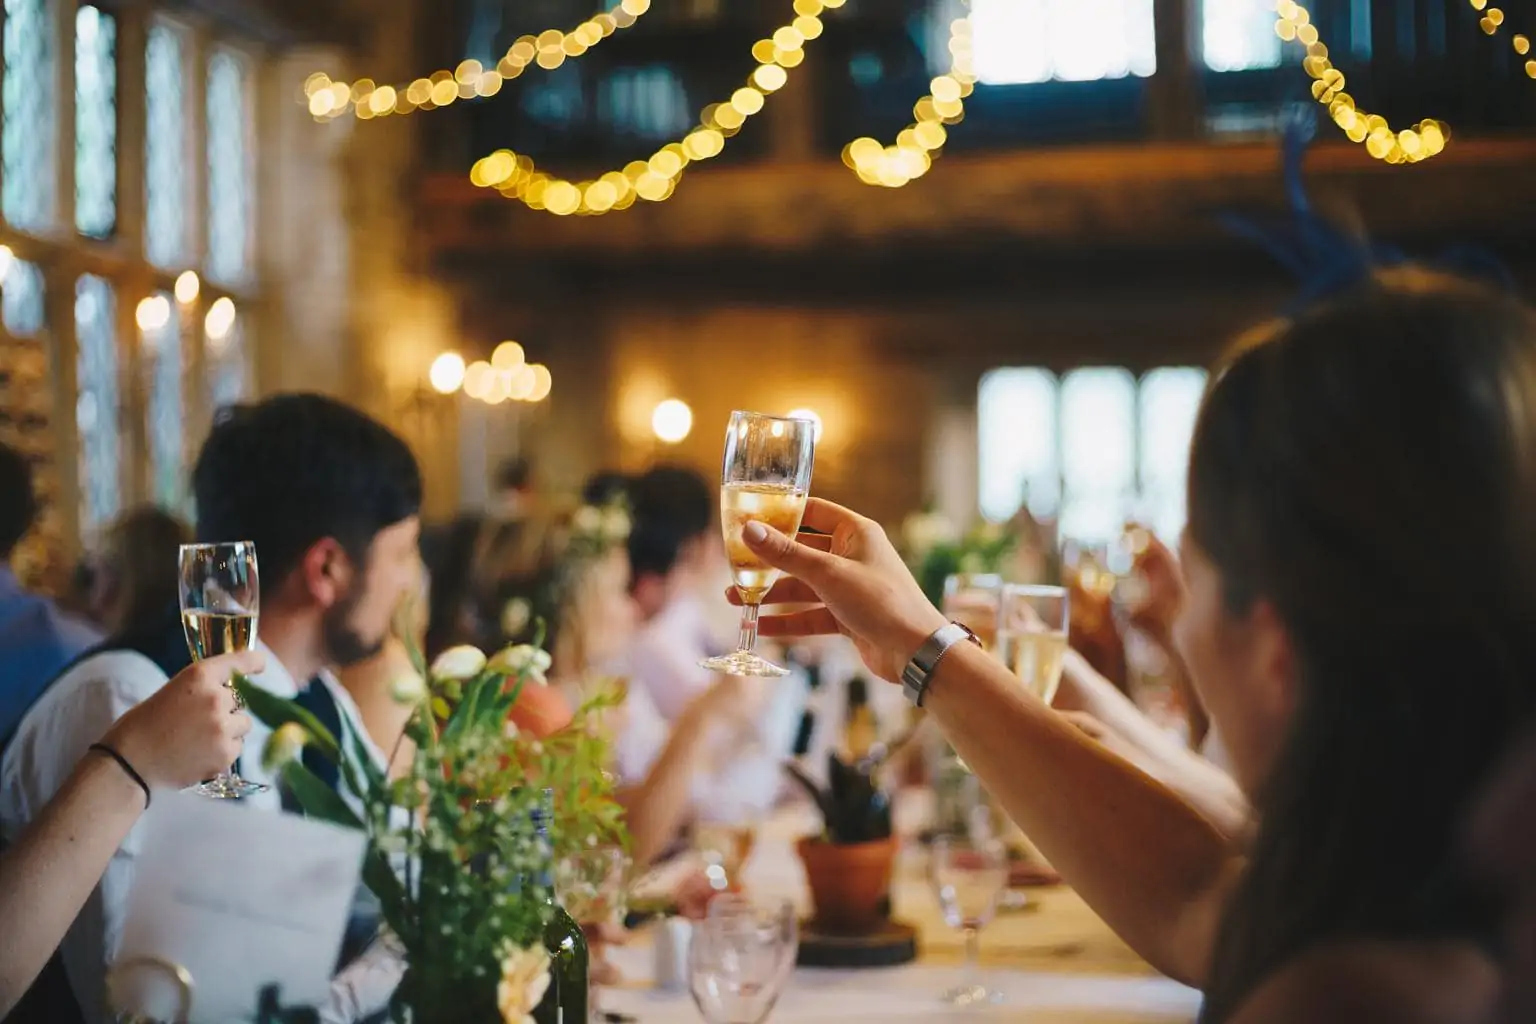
<box><xmin>901</xmin><ymin>621</ymin><xmax>982</xmax><ymax>707</ymax></box>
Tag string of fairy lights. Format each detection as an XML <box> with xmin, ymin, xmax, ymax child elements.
<box><xmin>466</xmin><ymin>0</ymin><xmax>839</xmax><ymax>215</ymax></box>
<box><xmin>305</xmin><ymin>0</ymin><xmax>653</xmax><ymax>121</ymax></box>
<box><xmin>312</xmin><ymin>0</ymin><xmax>1536</xmax><ymax>201</ymax></box>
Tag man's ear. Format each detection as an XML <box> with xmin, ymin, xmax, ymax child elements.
<box><xmin>297</xmin><ymin>537</ymin><xmax>352</xmax><ymax>611</ymax></box>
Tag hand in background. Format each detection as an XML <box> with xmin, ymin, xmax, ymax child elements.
<box><xmin>101</xmin><ymin>649</ymin><xmax>262</xmax><ymax>791</ymax></box>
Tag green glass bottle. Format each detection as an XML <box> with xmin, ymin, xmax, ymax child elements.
<box><xmin>531</xmin><ymin>794</ymin><xmax>589</xmax><ymax>1024</ymax></box>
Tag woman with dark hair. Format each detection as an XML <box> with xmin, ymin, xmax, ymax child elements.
<box><xmin>732</xmin><ymin>269</ymin><xmax>1536</xmax><ymax>1020</ymax></box>
<box><xmin>82</xmin><ymin>506</ymin><xmax>192</xmax><ymax>635</ymax></box>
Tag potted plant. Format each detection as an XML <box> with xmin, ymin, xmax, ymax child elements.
<box><xmin>785</xmin><ymin>752</ymin><xmax>896</xmax><ymax>935</ymax></box>
<box><xmin>239</xmin><ymin>635</ymin><xmax>626</xmax><ymax>1024</ymax></box>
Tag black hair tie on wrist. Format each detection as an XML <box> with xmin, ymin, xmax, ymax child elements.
<box><xmin>89</xmin><ymin>743</ymin><xmax>152</xmax><ymax>809</ymax></box>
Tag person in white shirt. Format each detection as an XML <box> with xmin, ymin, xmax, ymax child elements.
<box><xmin>0</xmin><ymin>394</ymin><xmax>424</xmax><ymax>1024</ymax></box>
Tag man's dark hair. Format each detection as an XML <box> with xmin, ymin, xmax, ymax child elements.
<box><xmin>626</xmin><ymin>465</ymin><xmax>713</xmax><ymax>582</ymax></box>
<box><xmin>581</xmin><ymin>471</ymin><xmax>631</xmax><ymax>507</ymax></box>
<box><xmin>192</xmin><ymin>393</ymin><xmax>422</xmax><ymax>587</ymax></box>
<box><xmin>0</xmin><ymin>441</ymin><xmax>38</xmax><ymax>560</ymax></box>
<box><xmin>497</xmin><ymin>458</ymin><xmax>532</xmax><ymax>492</ymax></box>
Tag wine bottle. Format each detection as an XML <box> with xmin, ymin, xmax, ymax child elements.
<box><xmin>843</xmin><ymin>675</ymin><xmax>878</xmax><ymax>762</ymax></box>
<box><xmin>531</xmin><ymin>794</ymin><xmax>589</xmax><ymax>1024</ymax></box>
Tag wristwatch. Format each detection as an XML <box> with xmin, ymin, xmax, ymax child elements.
<box><xmin>901</xmin><ymin>621</ymin><xmax>982</xmax><ymax>707</ymax></box>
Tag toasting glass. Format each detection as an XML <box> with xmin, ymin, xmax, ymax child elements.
<box><xmin>702</xmin><ymin>412</ymin><xmax>817</xmax><ymax>678</ymax></box>
<box><xmin>178</xmin><ymin>542</ymin><xmax>265</xmax><ymax>799</ymax></box>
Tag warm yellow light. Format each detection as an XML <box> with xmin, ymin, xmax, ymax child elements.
<box><xmin>752</xmin><ymin>63</ymin><xmax>788</xmax><ymax>92</ymax></box>
<box><xmin>525</xmin><ymin>363</ymin><xmax>553</xmax><ymax>402</ymax></box>
<box><xmin>464</xmin><ymin>360</ymin><xmax>493</xmax><ymax>399</ymax></box>
<box><xmin>173</xmin><ymin>270</ymin><xmax>200</xmax><ymax>305</ymax></box>
<box><xmin>506</xmin><ymin>364</ymin><xmax>537</xmax><ymax>401</ymax></box>
<box><xmin>430</xmin><ymin>79</ymin><xmax>458</xmax><ymax>106</ymax></box>
<box><xmin>651</xmin><ymin>399</ymin><xmax>693</xmax><ymax>444</ymax></box>
<box><xmin>136</xmin><ymin>295</ymin><xmax>171</xmax><ymax>332</ymax></box>
<box><xmin>455</xmin><ymin>59</ymin><xmax>482</xmax><ymax>84</ymax></box>
<box><xmin>773</xmin><ymin>26</ymin><xmax>804</xmax><ymax>51</ymax></box>
<box><xmin>544</xmin><ymin>181</ymin><xmax>581</xmax><ymax>215</ymax></box>
<box><xmin>205</xmin><ymin>297</ymin><xmax>237</xmax><ymax>340</ymax></box>
<box><xmin>730</xmin><ymin>87</ymin><xmax>765</xmax><ymax>116</ymax></box>
<box><xmin>793</xmin><ymin>15</ymin><xmax>823</xmax><ymax>40</ymax></box>
<box><xmin>308</xmin><ymin>91</ymin><xmax>335</xmax><ymax>117</ymax></box>
<box><xmin>429</xmin><ymin>352</ymin><xmax>466</xmax><ymax>394</ymax></box>
<box><xmin>786</xmin><ymin>408</ymin><xmax>824</xmax><ymax>443</ymax></box>
<box><xmin>303</xmin><ymin>72</ymin><xmax>330</xmax><ymax>97</ymax></box>
<box><xmin>369</xmin><ymin>86</ymin><xmax>398</xmax><ymax>115</ymax></box>
<box><xmin>492</xmin><ymin>340</ymin><xmax>526</xmax><ymax>370</ymax></box>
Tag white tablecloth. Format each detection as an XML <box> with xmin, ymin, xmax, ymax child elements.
<box><xmin>605</xmin><ymin>800</ymin><xmax>1201</xmax><ymax>1022</ymax></box>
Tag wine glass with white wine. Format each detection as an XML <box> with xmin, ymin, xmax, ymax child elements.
<box><xmin>178</xmin><ymin>541</ymin><xmax>266</xmax><ymax>799</ymax></box>
<box><xmin>995</xmin><ymin>584</ymin><xmax>1070</xmax><ymax>704</ymax></box>
<box><xmin>701</xmin><ymin>411</ymin><xmax>817</xmax><ymax>678</ymax></box>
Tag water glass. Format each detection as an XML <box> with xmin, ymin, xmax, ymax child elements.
<box><xmin>930</xmin><ymin>834</ymin><xmax>1009</xmax><ymax>1006</ymax></box>
<box><xmin>689</xmin><ymin>896</ymin><xmax>798</xmax><ymax>1023</ymax></box>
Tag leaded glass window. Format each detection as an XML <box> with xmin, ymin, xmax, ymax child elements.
<box><xmin>207</xmin><ymin>317</ymin><xmax>247</xmax><ymax>412</ymax></box>
<box><xmin>76</xmin><ymin>275</ymin><xmax>120</xmax><ymax>535</ymax></box>
<box><xmin>74</xmin><ymin>5</ymin><xmax>117</xmax><ymax>239</ymax></box>
<box><xmin>978</xmin><ymin>368</ymin><xmax>1058</xmax><ymax>523</ymax></box>
<box><xmin>1203</xmin><ymin>0</ymin><xmax>1283</xmax><ymax>71</ymax></box>
<box><xmin>2</xmin><ymin>258</ymin><xmax>46</xmax><ymax>336</ymax></box>
<box><xmin>968</xmin><ymin>0</ymin><xmax>1157</xmax><ymax>85</ymax></box>
<box><xmin>3</xmin><ymin>0</ymin><xmax>57</xmax><ymax>231</ymax></box>
<box><xmin>206</xmin><ymin>48</ymin><xmax>251</xmax><ymax>284</ymax></box>
<box><xmin>145</xmin><ymin>21</ymin><xmax>188</xmax><ymax>267</ymax></box>
<box><xmin>145</xmin><ymin>290</ymin><xmax>183</xmax><ymax>508</ymax></box>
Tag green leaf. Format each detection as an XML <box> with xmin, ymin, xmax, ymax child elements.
<box><xmin>361</xmin><ymin>847</ymin><xmax>407</xmax><ymax>935</ymax></box>
<box><xmin>234</xmin><ymin>674</ymin><xmax>341</xmax><ymax>764</ymax></box>
<box><xmin>279</xmin><ymin>761</ymin><xmax>364</xmax><ymax>831</ymax></box>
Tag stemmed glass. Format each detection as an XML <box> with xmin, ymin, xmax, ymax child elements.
<box><xmin>996</xmin><ymin>584</ymin><xmax>1071</xmax><ymax>704</ymax></box>
<box><xmin>689</xmin><ymin>895</ymin><xmax>798</xmax><ymax>1024</ymax></box>
<box><xmin>556</xmin><ymin>845</ymin><xmax>631</xmax><ymax>1018</ymax></box>
<box><xmin>178</xmin><ymin>542</ymin><xmax>265</xmax><ymax>799</ymax></box>
<box><xmin>702</xmin><ymin>411</ymin><xmax>817</xmax><ymax>678</ymax></box>
<box><xmin>942</xmin><ymin>573</ymin><xmax>1005</xmax><ymax>653</ymax></box>
<box><xmin>930</xmin><ymin>834</ymin><xmax>1009</xmax><ymax>1006</ymax></box>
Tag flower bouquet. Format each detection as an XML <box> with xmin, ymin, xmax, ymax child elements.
<box><xmin>237</xmin><ymin>633</ymin><xmax>625</xmax><ymax>1024</ymax></box>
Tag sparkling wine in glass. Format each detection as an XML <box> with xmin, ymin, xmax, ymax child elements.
<box><xmin>995</xmin><ymin>584</ymin><xmax>1070</xmax><ymax>704</ymax></box>
<box><xmin>942</xmin><ymin>573</ymin><xmax>1006</xmax><ymax>653</ymax></box>
<box><xmin>702</xmin><ymin>411</ymin><xmax>816</xmax><ymax>678</ymax></box>
<box><xmin>930</xmin><ymin>834</ymin><xmax>1009</xmax><ymax>1006</ymax></box>
<box><xmin>178</xmin><ymin>542</ymin><xmax>266</xmax><ymax>799</ymax></box>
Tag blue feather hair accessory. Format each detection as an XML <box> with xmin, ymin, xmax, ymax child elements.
<box><xmin>1218</xmin><ymin>109</ymin><xmax>1514</xmax><ymax>314</ymax></box>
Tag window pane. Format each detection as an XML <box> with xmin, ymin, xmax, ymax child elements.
<box><xmin>74</xmin><ymin>5</ymin><xmax>117</xmax><ymax>238</ymax></box>
<box><xmin>146</xmin><ymin>21</ymin><xmax>187</xmax><ymax>267</ymax></box>
<box><xmin>146</xmin><ymin>290</ymin><xmax>184</xmax><ymax>508</ymax></box>
<box><xmin>1060</xmin><ymin>367</ymin><xmax>1136</xmax><ymax>543</ymax></box>
<box><xmin>978</xmin><ymin>368</ymin><xmax>1058</xmax><ymax>523</ymax></box>
<box><xmin>3</xmin><ymin>0</ymin><xmax>57</xmax><ymax>231</ymax></box>
<box><xmin>1203</xmin><ymin>0</ymin><xmax>1282</xmax><ymax>71</ymax></box>
<box><xmin>599</xmin><ymin>67</ymin><xmax>691</xmax><ymax>141</ymax></box>
<box><xmin>207</xmin><ymin>316</ymin><xmax>247</xmax><ymax>413</ymax></box>
<box><xmin>76</xmin><ymin>274</ymin><xmax>120</xmax><ymax>536</ymax></box>
<box><xmin>970</xmin><ymin>0</ymin><xmax>1156</xmax><ymax>85</ymax></box>
<box><xmin>1139</xmin><ymin>367</ymin><xmax>1207</xmax><ymax>540</ymax></box>
<box><xmin>2</xmin><ymin>258</ymin><xmax>46</xmax><ymax>336</ymax></box>
<box><xmin>206</xmin><ymin>47</ymin><xmax>252</xmax><ymax>284</ymax></box>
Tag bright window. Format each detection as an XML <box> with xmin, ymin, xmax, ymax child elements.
<box><xmin>978</xmin><ymin>365</ymin><xmax>1208</xmax><ymax>542</ymax></box>
<box><xmin>967</xmin><ymin>0</ymin><xmax>1157</xmax><ymax>84</ymax></box>
<box><xmin>1203</xmin><ymin>0</ymin><xmax>1283</xmax><ymax>71</ymax></box>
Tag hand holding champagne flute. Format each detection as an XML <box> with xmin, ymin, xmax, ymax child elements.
<box><xmin>702</xmin><ymin>411</ymin><xmax>817</xmax><ymax>678</ymax></box>
<box><xmin>177</xmin><ymin>541</ymin><xmax>265</xmax><ymax>799</ymax></box>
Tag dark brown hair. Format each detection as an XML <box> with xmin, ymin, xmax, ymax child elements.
<box><xmin>1192</xmin><ymin>269</ymin><xmax>1536</xmax><ymax>1018</ymax></box>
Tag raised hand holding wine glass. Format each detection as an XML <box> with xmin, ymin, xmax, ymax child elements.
<box><xmin>702</xmin><ymin>411</ymin><xmax>817</xmax><ymax>678</ymax></box>
<box><xmin>177</xmin><ymin>541</ymin><xmax>266</xmax><ymax>798</ymax></box>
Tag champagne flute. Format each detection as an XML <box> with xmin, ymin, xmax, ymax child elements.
<box><xmin>995</xmin><ymin>584</ymin><xmax>1070</xmax><ymax>704</ymax></box>
<box><xmin>178</xmin><ymin>542</ymin><xmax>266</xmax><ymax>799</ymax></box>
<box><xmin>702</xmin><ymin>411</ymin><xmax>816</xmax><ymax>678</ymax></box>
<box><xmin>929</xmin><ymin>834</ymin><xmax>1009</xmax><ymax>1006</ymax></box>
<box><xmin>942</xmin><ymin>573</ymin><xmax>1006</xmax><ymax>653</ymax></box>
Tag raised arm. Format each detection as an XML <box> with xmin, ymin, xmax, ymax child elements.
<box><xmin>737</xmin><ymin>499</ymin><xmax>1242</xmax><ymax>985</ymax></box>
<box><xmin>0</xmin><ymin>650</ymin><xmax>259</xmax><ymax>1017</ymax></box>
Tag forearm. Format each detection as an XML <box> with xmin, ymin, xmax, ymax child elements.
<box><xmin>924</xmin><ymin>641</ymin><xmax>1239</xmax><ymax>985</ymax></box>
<box><xmin>619</xmin><ymin>698</ymin><xmax>717</xmax><ymax>867</ymax></box>
<box><xmin>1056</xmin><ymin>650</ymin><xmax>1250</xmax><ymax>839</ymax></box>
<box><xmin>0</xmin><ymin>754</ymin><xmax>145</xmax><ymax>1016</ymax></box>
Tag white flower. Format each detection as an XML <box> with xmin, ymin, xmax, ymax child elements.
<box><xmin>497</xmin><ymin>945</ymin><xmax>551</xmax><ymax>1024</ymax></box>
<box><xmin>501</xmin><ymin>597</ymin><xmax>532</xmax><ymax>638</ymax></box>
<box><xmin>601</xmin><ymin>506</ymin><xmax>631</xmax><ymax>542</ymax></box>
<box><xmin>572</xmin><ymin>505</ymin><xmax>603</xmax><ymax>536</ymax></box>
<box><xmin>487</xmin><ymin>643</ymin><xmax>553</xmax><ymax>684</ymax></box>
<box><xmin>389</xmin><ymin>667</ymin><xmax>427</xmax><ymax>704</ymax></box>
<box><xmin>429</xmin><ymin>644</ymin><xmax>486</xmax><ymax>682</ymax></box>
<box><xmin>261</xmin><ymin>722</ymin><xmax>307</xmax><ymax>773</ymax></box>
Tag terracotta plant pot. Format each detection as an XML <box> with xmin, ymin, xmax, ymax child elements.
<box><xmin>795</xmin><ymin>835</ymin><xmax>897</xmax><ymax>935</ymax></box>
